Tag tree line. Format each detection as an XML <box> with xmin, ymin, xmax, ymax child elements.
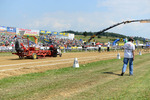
<box><xmin>62</xmin><ymin>30</ymin><xmax>147</xmax><ymax>42</ymax></box>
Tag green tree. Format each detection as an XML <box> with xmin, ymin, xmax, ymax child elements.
<box><xmin>83</xmin><ymin>31</ymin><xmax>87</xmax><ymax>37</ymax></box>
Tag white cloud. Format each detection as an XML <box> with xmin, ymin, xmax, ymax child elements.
<box><xmin>97</xmin><ymin>0</ymin><xmax>150</xmax><ymax>15</ymax></box>
<box><xmin>23</xmin><ymin>0</ymin><xmax>150</xmax><ymax>38</ymax></box>
<box><xmin>24</xmin><ymin>11</ymin><xmax>150</xmax><ymax>38</ymax></box>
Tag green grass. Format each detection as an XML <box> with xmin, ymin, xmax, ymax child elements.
<box><xmin>0</xmin><ymin>53</ymin><xmax>150</xmax><ymax>100</ymax></box>
<box><xmin>0</xmin><ymin>52</ymin><xmax>13</xmax><ymax>56</ymax></box>
<box><xmin>75</xmin><ymin>35</ymin><xmax>117</xmax><ymax>43</ymax></box>
<box><xmin>75</xmin><ymin>35</ymin><xmax>144</xmax><ymax>44</ymax></box>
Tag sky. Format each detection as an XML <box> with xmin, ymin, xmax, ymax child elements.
<box><xmin>0</xmin><ymin>0</ymin><xmax>150</xmax><ymax>38</ymax></box>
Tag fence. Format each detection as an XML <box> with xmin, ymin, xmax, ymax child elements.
<box><xmin>0</xmin><ymin>46</ymin><xmax>14</xmax><ymax>52</ymax></box>
<box><xmin>0</xmin><ymin>46</ymin><xmax>150</xmax><ymax>53</ymax></box>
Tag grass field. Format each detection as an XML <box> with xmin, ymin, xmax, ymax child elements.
<box><xmin>0</xmin><ymin>52</ymin><xmax>13</xmax><ymax>56</ymax></box>
<box><xmin>0</xmin><ymin>53</ymin><xmax>150</xmax><ymax>100</ymax></box>
<box><xmin>75</xmin><ymin>35</ymin><xmax>145</xmax><ymax>44</ymax></box>
<box><xmin>75</xmin><ymin>35</ymin><xmax>116</xmax><ymax>43</ymax></box>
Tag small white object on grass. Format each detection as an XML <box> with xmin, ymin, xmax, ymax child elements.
<box><xmin>73</xmin><ymin>58</ymin><xmax>79</xmax><ymax>68</ymax></box>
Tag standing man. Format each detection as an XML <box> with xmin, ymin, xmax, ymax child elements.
<box><xmin>98</xmin><ymin>44</ymin><xmax>101</xmax><ymax>52</ymax></box>
<box><xmin>121</xmin><ymin>37</ymin><xmax>135</xmax><ymax>76</ymax></box>
<box><xmin>107</xmin><ymin>43</ymin><xmax>110</xmax><ymax>52</ymax></box>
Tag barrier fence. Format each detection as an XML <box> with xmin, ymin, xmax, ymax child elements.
<box><xmin>0</xmin><ymin>46</ymin><xmax>13</xmax><ymax>52</ymax></box>
<box><xmin>0</xmin><ymin>46</ymin><xmax>149</xmax><ymax>53</ymax></box>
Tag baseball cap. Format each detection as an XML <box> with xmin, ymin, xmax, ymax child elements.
<box><xmin>128</xmin><ymin>37</ymin><xmax>134</xmax><ymax>41</ymax></box>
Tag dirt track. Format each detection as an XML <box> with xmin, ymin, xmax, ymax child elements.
<box><xmin>0</xmin><ymin>51</ymin><xmax>145</xmax><ymax>79</ymax></box>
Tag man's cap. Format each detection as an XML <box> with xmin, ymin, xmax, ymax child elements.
<box><xmin>128</xmin><ymin>37</ymin><xmax>134</xmax><ymax>41</ymax></box>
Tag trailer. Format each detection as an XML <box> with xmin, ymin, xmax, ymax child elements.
<box><xmin>12</xmin><ymin>36</ymin><xmax>62</xmax><ymax>59</ymax></box>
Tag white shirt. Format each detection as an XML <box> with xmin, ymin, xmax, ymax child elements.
<box><xmin>98</xmin><ymin>45</ymin><xmax>101</xmax><ymax>48</ymax></box>
<box><xmin>107</xmin><ymin>44</ymin><xmax>110</xmax><ymax>47</ymax></box>
<box><xmin>123</xmin><ymin>42</ymin><xmax>135</xmax><ymax>58</ymax></box>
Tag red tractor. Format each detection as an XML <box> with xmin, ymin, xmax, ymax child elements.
<box><xmin>12</xmin><ymin>36</ymin><xmax>62</xmax><ymax>59</ymax></box>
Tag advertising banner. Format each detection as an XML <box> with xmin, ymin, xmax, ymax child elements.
<box><xmin>16</xmin><ymin>28</ymin><xmax>39</xmax><ymax>36</ymax></box>
<box><xmin>59</xmin><ymin>33</ymin><xmax>63</xmax><ymax>35</ymax></box>
<box><xmin>46</xmin><ymin>31</ymin><xmax>51</xmax><ymax>34</ymax></box>
<box><xmin>16</xmin><ymin>28</ymin><xmax>31</xmax><ymax>36</ymax></box>
<box><xmin>40</xmin><ymin>30</ymin><xmax>51</xmax><ymax>34</ymax></box>
<box><xmin>0</xmin><ymin>26</ymin><xmax>7</xmax><ymax>32</ymax></box>
<box><xmin>58</xmin><ymin>32</ymin><xmax>68</xmax><ymax>36</ymax></box>
<box><xmin>53</xmin><ymin>32</ymin><xmax>58</xmax><ymax>35</ymax></box>
<box><xmin>63</xmin><ymin>33</ymin><xmax>69</xmax><ymax>36</ymax></box>
<box><xmin>7</xmin><ymin>27</ymin><xmax>16</xmax><ymax>32</ymax></box>
<box><xmin>24</xmin><ymin>30</ymin><xmax>39</xmax><ymax>36</ymax></box>
<box><xmin>40</xmin><ymin>30</ymin><xmax>46</xmax><ymax>34</ymax></box>
<box><xmin>68</xmin><ymin>33</ymin><xmax>74</xmax><ymax>40</ymax></box>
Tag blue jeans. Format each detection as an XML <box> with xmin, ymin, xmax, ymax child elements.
<box><xmin>122</xmin><ymin>58</ymin><xmax>133</xmax><ymax>75</ymax></box>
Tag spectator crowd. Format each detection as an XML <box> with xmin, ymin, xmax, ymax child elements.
<box><xmin>0</xmin><ymin>34</ymin><xmax>15</xmax><ymax>46</ymax></box>
<box><xmin>0</xmin><ymin>34</ymin><xmax>16</xmax><ymax>52</ymax></box>
<box><xmin>39</xmin><ymin>35</ymin><xmax>83</xmax><ymax>48</ymax></box>
<box><xmin>0</xmin><ymin>33</ymin><xmax>85</xmax><ymax>52</ymax></box>
<box><xmin>0</xmin><ymin>33</ymin><xmax>111</xmax><ymax>52</ymax></box>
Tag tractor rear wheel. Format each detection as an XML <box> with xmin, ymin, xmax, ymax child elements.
<box><xmin>53</xmin><ymin>49</ymin><xmax>57</xmax><ymax>57</ymax></box>
<box><xmin>32</xmin><ymin>53</ymin><xmax>37</xmax><ymax>59</ymax></box>
<box><xmin>15</xmin><ymin>40</ymin><xmax>20</xmax><ymax>52</ymax></box>
<box><xmin>53</xmin><ymin>53</ymin><xmax>57</xmax><ymax>57</ymax></box>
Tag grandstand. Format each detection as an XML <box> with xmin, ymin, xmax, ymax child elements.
<box><xmin>0</xmin><ymin>25</ymin><xmax>83</xmax><ymax>52</ymax></box>
<box><xmin>1</xmin><ymin>25</ymin><xmax>149</xmax><ymax>52</ymax></box>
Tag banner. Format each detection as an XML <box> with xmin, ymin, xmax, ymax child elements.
<box><xmin>16</xmin><ymin>28</ymin><xmax>39</xmax><ymax>36</ymax></box>
<box><xmin>7</xmin><ymin>27</ymin><xmax>16</xmax><ymax>32</ymax></box>
<box><xmin>46</xmin><ymin>31</ymin><xmax>51</xmax><ymax>34</ymax></box>
<box><xmin>16</xmin><ymin>28</ymin><xmax>31</xmax><ymax>36</ymax></box>
<box><xmin>68</xmin><ymin>33</ymin><xmax>74</xmax><ymax>40</ymax></box>
<box><xmin>40</xmin><ymin>30</ymin><xmax>52</xmax><ymax>34</ymax></box>
<box><xmin>63</xmin><ymin>33</ymin><xmax>69</xmax><ymax>36</ymax></box>
<box><xmin>24</xmin><ymin>30</ymin><xmax>39</xmax><ymax>36</ymax></box>
<box><xmin>58</xmin><ymin>32</ymin><xmax>68</xmax><ymax>36</ymax></box>
<box><xmin>40</xmin><ymin>30</ymin><xmax>46</xmax><ymax>34</ymax></box>
<box><xmin>0</xmin><ymin>26</ymin><xmax>7</xmax><ymax>32</ymax></box>
<box><xmin>59</xmin><ymin>32</ymin><xmax>63</xmax><ymax>35</ymax></box>
<box><xmin>53</xmin><ymin>32</ymin><xmax>58</xmax><ymax>35</ymax></box>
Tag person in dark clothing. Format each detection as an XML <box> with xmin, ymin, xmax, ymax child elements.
<box><xmin>98</xmin><ymin>44</ymin><xmax>101</xmax><ymax>52</ymax></box>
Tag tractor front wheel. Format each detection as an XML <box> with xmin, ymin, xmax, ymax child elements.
<box><xmin>32</xmin><ymin>53</ymin><xmax>37</xmax><ymax>59</ymax></box>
